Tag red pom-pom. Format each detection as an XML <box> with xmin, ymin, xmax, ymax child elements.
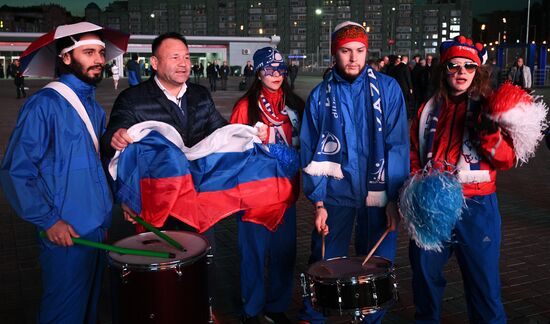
<box><xmin>487</xmin><ymin>82</ymin><xmax>532</xmax><ymax>115</ymax></box>
<box><xmin>475</xmin><ymin>43</ymin><xmax>484</xmax><ymax>51</ymax></box>
<box><xmin>465</xmin><ymin>38</ymin><xmax>473</xmax><ymax>45</ymax></box>
<box><xmin>456</xmin><ymin>35</ymin><xmax>466</xmax><ymax>43</ymax></box>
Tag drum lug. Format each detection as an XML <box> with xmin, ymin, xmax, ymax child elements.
<box><xmin>121</xmin><ymin>265</ymin><xmax>131</xmax><ymax>284</ymax></box>
<box><xmin>392</xmin><ymin>273</ymin><xmax>399</xmax><ymax>301</ymax></box>
<box><xmin>206</xmin><ymin>252</ymin><xmax>214</xmax><ymax>266</ymax></box>
<box><xmin>300</xmin><ymin>273</ymin><xmax>310</xmax><ymax>298</ymax></box>
<box><xmin>336</xmin><ymin>279</ymin><xmax>343</xmax><ymax>315</ymax></box>
<box><xmin>175</xmin><ymin>263</ymin><xmax>184</xmax><ymax>279</ymax></box>
<box><xmin>370</xmin><ymin>279</ymin><xmax>378</xmax><ymax>306</ymax></box>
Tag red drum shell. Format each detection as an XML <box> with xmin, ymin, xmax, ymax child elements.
<box><xmin>109</xmin><ymin>231</ymin><xmax>210</xmax><ymax>324</ymax></box>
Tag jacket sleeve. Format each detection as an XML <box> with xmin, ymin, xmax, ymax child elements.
<box><xmin>476</xmin><ymin>126</ymin><xmax>516</xmax><ymax>170</ymax></box>
<box><xmin>525</xmin><ymin>67</ymin><xmax>532</xmax><ymax>89</ymax></box>
<box><xmin>0</xmin><ymin>97</ymin><xmax>60</xmax><ymax>230</ymax></box>
<box><xmin>383</xmin><ymin>78</ymin><xmax>411</xmax><ymax>201</ymax></box>
<box><xmin>300</xmin><ymin>89</ymin><xmax>327</xmax><ymax>203</ymax></box>
<box><xmin>229</xmin><ymin>99</ymin><xmax>250</xmax><ymax>125</ymax></box>
<box><xmin>100</xmin><ymin>93</ymin><xmax>139</xmax><ymax>159</ymax></box>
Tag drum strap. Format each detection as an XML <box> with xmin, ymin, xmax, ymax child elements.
<box><xmin>44</xmin><ymin>81</ymin><xmax>99</xmax><ymax>154</ymax></box>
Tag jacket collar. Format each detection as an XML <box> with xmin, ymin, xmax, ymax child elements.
<box><xmin>59</xmin><ymin>74</ymin><xmax>96</xmax><ymax>97</ymax></box>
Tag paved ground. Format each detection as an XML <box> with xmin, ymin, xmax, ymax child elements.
<box><xmin>0</xmin><ymin>75</ymin><xmax>549</xmax><ymax>324</ymax></box>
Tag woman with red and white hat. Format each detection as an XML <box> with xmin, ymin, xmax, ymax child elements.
<box><xmin>408</xmin><ymin>35</ymin><xmax>543</xmax><ymax>323</ymax></box>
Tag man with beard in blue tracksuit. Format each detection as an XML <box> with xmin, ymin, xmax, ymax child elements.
<box><xmin>0</xmin><ymin>23</ymin><xmax>123</xmax><ymax>323</ymax></box>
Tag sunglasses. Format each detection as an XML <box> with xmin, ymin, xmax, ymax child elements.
<box><xmin>446</xmin><ymin>62</ymin><xmax>479</xmax><ymax>74</ymax></box>
<box><xmin>262</xmin><ymin>66</ymin><xmax>287</xmax><ymax>77</ymax></box>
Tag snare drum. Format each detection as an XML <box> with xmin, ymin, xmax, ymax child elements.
<box><xmin>109</xmin><ymin>231</ymin><xmax>211</xmax><ymax>324</ymax></box>
<box><xmin>302</xmin><ymin>256</ymin><xmax>397</xmax><ymax>317</ymax></box>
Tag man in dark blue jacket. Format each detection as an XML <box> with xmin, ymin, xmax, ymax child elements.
<box><xmin>101</xmin><ymin>32</ymin><xmax>227</xmax><ymax>161</ymax></box>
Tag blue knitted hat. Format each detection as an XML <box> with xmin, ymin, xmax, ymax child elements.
<box><xmin>253</xmin><ymin>47</ymin><xmax>287</xmax><ymax>72</ymax></box>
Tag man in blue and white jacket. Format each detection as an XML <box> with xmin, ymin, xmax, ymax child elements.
<box><xmin>0</xmin><ymin>23</ymin><xmax>125</xmax><ymax>323</ymax></box>
<box><xmin>299</xmin><ymin>21</ymin><xmax>410</xmax><ymax>324</ymax></box>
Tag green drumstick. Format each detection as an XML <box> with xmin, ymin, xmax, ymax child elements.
<box><xmin>131</xmin><ymin>215</ymin><xmax>186</xmax><ymax>252</ymax></box>
<box><xmin>39</xmin><ymin>231</ymin><xmax>175</xmax><ymax>259</ymax></box>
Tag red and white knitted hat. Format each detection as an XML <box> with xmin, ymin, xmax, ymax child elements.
<box><xmin>331</xmin><ymin>21</ymin><xmax>368</xmax><ymax>55</ymax></box>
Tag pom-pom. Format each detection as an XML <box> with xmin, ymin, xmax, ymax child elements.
<box><xmin>486</xmin><ymin>83</ymin><xmax>549</xmax><ymax>164</ymax></box>
<box><xmin>399</xmin><ymin>168</ymin><xmax>465</xmax><ymax>252</ymax></box>
<box><xmin>266</xmin><ymin>143</ymin><xmax>300</xmax><ymax>177</ymax></box>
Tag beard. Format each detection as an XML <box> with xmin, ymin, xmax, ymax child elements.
<box><xmin>68</xmin><ymin>57</ymin><xmax>104</xmax><ymax>85</ymax></box>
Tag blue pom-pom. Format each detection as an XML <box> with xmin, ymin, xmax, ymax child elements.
<box><xmin>266</xmin><ymin>144</ymin><xmax>300</xmax><ymax>177</ymax></box>
<box><xmin>399</xmin><ymin>169</ymin><xmax>464</xmax><ymax>252</ymax></box>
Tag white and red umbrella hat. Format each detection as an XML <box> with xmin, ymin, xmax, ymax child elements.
<box><xmin>20</xmin><ymin>21</ymin><xmax>129</xmax><ymax>78</ymax></box>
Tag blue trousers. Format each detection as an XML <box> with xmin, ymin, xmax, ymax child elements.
<box><xmin>38</xmin><ymin>228</ymin><xmax>106</xmax><ymax>324</ymax></box>
<box><xmin>238</xmin><ymin>206</ymin><xmax>297</xmax><ymax>317</ymax></box>
<box><xmin>299</xmin><ymin>204</ymin><xmax>397</xmax><ymax>324</ymax></box>
<box><xmin>409</xmin><ymin>193</ymin><xmax>506</xmax><ymax>324</ymax></box>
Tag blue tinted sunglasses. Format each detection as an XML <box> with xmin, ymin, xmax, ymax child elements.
<box><xmin>261</xmin><ymin>66</ymin><xmax>287</xmax><ymax>77</ymax></box>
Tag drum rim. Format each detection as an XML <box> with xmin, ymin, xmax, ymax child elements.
<box><xmin>108</xmin><ymin>231</ymin><xmax>211</xmax><ymax>271</ymax></box>
<box><xmin>306</xmin><ymin>255</ymin><xmax>394</xmax><ymax>282</ymax></box>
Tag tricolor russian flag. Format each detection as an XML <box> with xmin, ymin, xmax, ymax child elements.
<box><xmin>108</xmin><ymin>121</ymin><xmax>299</xmax><ymax>232</ymax></box>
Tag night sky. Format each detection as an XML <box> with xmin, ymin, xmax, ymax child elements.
<box><xmin>2</xmin><ymin>0</ymin><xmax>544</xmax><ymax>17</ymax></box>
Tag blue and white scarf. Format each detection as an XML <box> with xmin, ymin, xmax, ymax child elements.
<box><xmin>303</xmin><ymin>66</ymin><xmax>388</xmax><ymax>207</ymax></box>
<box><xmin>419</xmin><ymin>97</ymin><xmax>491</xmax><ymax>184</ymax></box>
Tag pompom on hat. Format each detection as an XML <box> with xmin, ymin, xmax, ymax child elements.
<box><xmin>253</xmin><ymin>47</ymin><xmax>287</xmax><ymax>72</ymax></box>
<box><xmin>439</xmin><ymin>35</ymin><xmax>487</xmax><ymax>65</ymax></box>
<box><xmin>331</xmin><ymin>21</ymin><xmax>368</xmax><ymax>55</ymax></box>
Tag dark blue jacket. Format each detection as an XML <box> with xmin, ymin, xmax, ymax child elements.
<box><xmin>101</xmin><ymin>77</ymin><xmax>227</xmax><ymax>158</ymax></box>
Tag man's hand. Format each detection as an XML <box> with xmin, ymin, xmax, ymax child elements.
<box><xmin>256</xmin><ymin>124</ymin><xmax>268</xmax><ymax>142</ymax></box>
<box><xmin>121</xmin><ymin>203</ymin><xmax>138</xmax><ymax>224</ymax></box>
<box><xmin>386</xmin><ymin>201</ymin><xmax>400</xmax><ymax>231</ymax></box>
<box><xmin>111</xmin><ymin>128</ymin><xmax>134</xmax><ymax>151</ymax></box>
<box><xmin>314</xmin><ymin>204</ymin><xmax>329</xmax><ymax>236</ymax></box>
<box><xmin>45</xmin><ymin>220</ymin><xmax>79</xmax><ymax>246</ymax></box>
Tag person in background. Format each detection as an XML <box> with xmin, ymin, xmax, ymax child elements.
<box><xmin>207</xmin><ymin>59</ymin><xmax>220</xmax><ymax>92</ymax></box>
<box><xmin>126</xmin><ymin>53</ymin><xmax>142</xmax><ymax>87</ymax></box>
<box><xmin>390</xmin><ymin>54</ymin><xmax>413</xmax><ymax>118</ymax></box>
<box><xmin>13</xmin><ymin>59</ymin><xmax>26</xmax><ymax>99</ymax></box>
<box><xmin>411</xmin><ymin>57</ymin><xmax>427</xmax><ymax>114</ymax></box>
<box><xmin>299</xmin><ymin>21</ymin><xmax>409</xmax><ymax>324</ymax></box>
<box><xmin>409</xmin><ymin>35</ymin><xmax>514</xmax><ymax>324</ymax></box>
<box><xmin>111</xmin><ymin>61</ymin><xmax>120</xmax><ymax>90</ymax></box>
<box><xmin>508</xmin><ymin>57</ymin><xmax>531</xmax><ymax>90</ymax></box>
<box><xmin>243</xmin><ymin>60</ymin><xmax>255</xmax><ymax>89</ymax></box>
<box><xmin>487</xmin><ymin>57</ymin><xmax>501</xmax><ymax>90</ymax></box>
<box><xmin>230</xmin><ymin>46</ymin><xmax>304</xmax><ymax>324</ymax></box>
<box><xmin>288</xmin><ymin>61</ymin><xmax>299</xmax><ymax>90</ymax></box>
<box><xmin>220</xmin><ymin>60</ymin><xmax>231</xmax><ymax>90</ymax></box>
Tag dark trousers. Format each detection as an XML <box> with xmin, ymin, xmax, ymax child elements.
<box><xmin>15</xmin><ymin>80</ymin><xmax>26</xmax><ymax>98</ymax></box>
<box><xmin>209</xmin><ymin>77</ymin><xmax>217</xmax><ymax>92</ymax></box>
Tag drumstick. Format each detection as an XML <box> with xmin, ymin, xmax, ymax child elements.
<box><xmin>39</xmin><ymin>231</ymin><xmax>176</xmax><ymax>258</ymax></box>
<box><xmin>362</xmin><ymin>228</ymin><xmax>391</xmax><ymax>266</ymax></box>
<box><xmin>321</xmin><ymin>232</ymin><xmax>326</xmax><ymax>261</ymax></box>
<box><xmin>131</xmin><ymin>215</ymin><xmax>186</xmax><ymax>252</ymax></box>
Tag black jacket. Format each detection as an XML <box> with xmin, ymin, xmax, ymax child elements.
<box><xmin>101</xmin><ymin>77</ymin><xmax>227</xmax><ymax>158</ymax></box>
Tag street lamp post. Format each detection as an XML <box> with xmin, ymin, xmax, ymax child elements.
<box><xmin>315</xmin><ymin>8</ymin><xmax>322</xmax><ymax>68</ymax></box>
<box><xmin>525</xmin><ymin>0</ymin><xmax>531</xmax><ymax>59</ymax></box>
<box><xmin>390</xmin><ymin>7</ymin><xmax>396</xmax><ymax>54</ymax></box>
